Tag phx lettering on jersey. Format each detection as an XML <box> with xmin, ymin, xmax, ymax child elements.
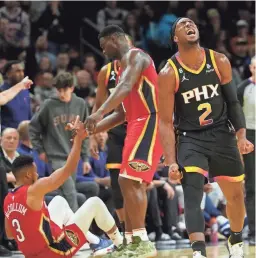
<box><xmin>5</xmin><ymin>203</ymin><xmax>27</xmax><ymax>219</ymax></box>
<box><xmin>182</xmin><ymin>84</ymin><xmax>219</xmax><ymax>104</ymax></box>
<box><xmin>53</xmin><ymin>114</ymin><xmax>77</xmax><ymax>127</ymax></box>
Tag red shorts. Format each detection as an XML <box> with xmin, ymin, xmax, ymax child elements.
<box><xmin>120</xmin><ymin>114</ymin><xmax>163</xmax><ymax>183</ymax></box>
<box><xmin>26</xmin><ymin>223</ymin><xmax>87</xmax><ymax>258</ymax></box>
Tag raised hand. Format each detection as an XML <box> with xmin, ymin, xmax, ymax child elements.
<box><xmin>84</xmin><ymin>111</ymin><xmax>104</xmax><ymax>135</ymax></box>
<box><xmin>20</xmin><ymin>76</ymin><xmax>33</xmax><ymax>89</ymax></box>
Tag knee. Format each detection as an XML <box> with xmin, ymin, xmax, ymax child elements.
<box><xmin>87</xmin><ymin>196</ymin><xmax>103</xmax><ymax>208</ymax></box>
<box><xmin>51</xmin><ymin>195</ymin><xmax>68</xmax><ymax>206</ymax></box>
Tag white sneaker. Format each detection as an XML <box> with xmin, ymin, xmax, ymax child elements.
<box><xmin>148</xmin><ymin>232</ymin><xmax>156</xmax><ymax>242</ymax></box>
<box><xmin>193</xmin><ymin>251</ymin><xmax>206</xmax><ymax>258</ymax></box>
<box><xmin>227</xmin><ymin>239</ymin><xmax>244</xmax><ymax>258</ymax></box>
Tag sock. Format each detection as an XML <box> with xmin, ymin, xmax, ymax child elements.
<box><xmin>191</xmin><ymin>241</ymin><xmax>206</xmax><ymax>257</ymax></box>
<box><xmin>125</xmin><ymin>232</ymin><xmax>133</xmax><ymax>244</ymax></box>
<box><xmin>120</xmin><ymin>221</ymin><xmax>125</xmax><ymax>234</ymax></box>
<box><xmin>133</xmin><ymin>228</ymin><xmax>149</xmax><ymax>242</ymax></box>
<box><xmin>107</xmin><ymin>228</ymin><xmax>123</xmax><ymax>247</ymax></box>
<box><xmin>85</xmin><ymin>231</ymin><xmax>100</xmax><ymax>245</ymax></box>
<box><xmin>230</xmin><ymin>230</ymin><xmax>243</xmax><ymax>245</ymax></box>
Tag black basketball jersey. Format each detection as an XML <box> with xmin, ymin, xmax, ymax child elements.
<box><xmin>169</xmin><ymin>48</ymin><xmax>228</xmax><ymax>131</ymax></box>
<box><xmin>105</xmin><ymin>61</ymin><xmax>126</xmax><ymax>140</ymax></box>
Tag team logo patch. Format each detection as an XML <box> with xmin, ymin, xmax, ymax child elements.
<box><xmin>129</xmin><ymin>161</ymin><xmax>150</xmax><ymax>172</ymax></box>
<box><xmin>65</xmin><ymin>229</ymin><xmax>80</xmax><ymax>246</ymax></box>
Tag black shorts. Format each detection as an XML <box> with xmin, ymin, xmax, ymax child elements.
<box><xmin>106</xmin><ymin>133</ymin><xmax>125</xmax><ymax>209</ymax></box>
<box><xmin>106</xmin><ymin>133</ymin><xmax>124</xmax><ymax>170</ymax></box>
<box><xmin>176</xmin><ymin>123</ymin><xmax>244</xmax><ymax>182</ymax></box>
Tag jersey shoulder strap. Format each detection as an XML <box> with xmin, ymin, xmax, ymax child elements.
<box><xmin>167</xmin><ymin>55</ymin><xmax>180</xmax><ymax>93</ymax></box>
<box><xmin>208</xmin><ymin>48</ymin><xmax>222</xmax><ymax>82</ymax></box>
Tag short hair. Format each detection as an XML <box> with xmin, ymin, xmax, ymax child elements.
<box><xmin>12</xmin><ymin>155</ymin><xmax>34</xmax><ymax>176</ymax></box>
<box><xmin>53</xmin><ymin>72</ymin><xmax>74</xmax><ymax>89</ymax></box>
<box><xmin>98</xmin><ymin>25</ymin><xmax>125</xmax><ymax>39</ymax></box>
<box><xmin>17</xmin><ymin>121</ymin><xmax>30</xmax><ymax>141</ymax></box>
<box><xmin>2</xmin><ymin>60</ymin><xmax>22</xmax><ymax>76</ymax></box>
<box><xmin>1</xmin><ymin>127</ymin><xmax>18</xmax><ymax>137</ymax></box>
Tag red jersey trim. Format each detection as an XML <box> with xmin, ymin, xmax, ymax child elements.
<box><xmin>128</xmin><ymin>76</ymin><xmax>158</xmax><ymax>166</ymax></box>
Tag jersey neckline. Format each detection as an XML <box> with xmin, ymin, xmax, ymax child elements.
<box><xmin>175</xmin><ymin>48</ymin><xmax>206</xmax><ymax>74</ymax></box>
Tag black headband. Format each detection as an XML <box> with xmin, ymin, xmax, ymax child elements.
<box><xmin>170</xmin><ymin>17</ymin><xmax>184</xmax><ymax>49</ymax></box>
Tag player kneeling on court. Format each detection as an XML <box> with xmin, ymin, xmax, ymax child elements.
<box><xmin>4</xmin><ymin>119</ymin><xmax>123</xmax><ymax>258</ymax></box>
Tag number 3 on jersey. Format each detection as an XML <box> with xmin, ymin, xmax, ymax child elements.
<box><xmin>12</xmin><ymin>219</ymin><xmax>25</xmax><ymax>242</ymax></box>
<box><xmin>198</xmin><ymin>103</ymin><xmax>213</xmax><ymax>126</ymax></box>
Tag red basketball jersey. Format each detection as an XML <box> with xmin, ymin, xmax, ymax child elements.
<box><xmin>120</xmin><ymin>48</ymin><xmax>159</xmax><ymax>122</ymax></box>
<box><xmin>4</xmin><ymin>186</ymin><xmax>66</xmax><ymax>257</ymax></box>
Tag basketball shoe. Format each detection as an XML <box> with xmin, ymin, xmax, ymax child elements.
<box><xmin>193</xmin><ymin>251</ymin><xmax>206</xmax><ymax>258</ymax></box>
<box><xmin>227</xmin><ymin>238</ymin><xmax>244</xmax><ymax>258</ymax></box>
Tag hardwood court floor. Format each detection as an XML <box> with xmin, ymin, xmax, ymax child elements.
<box><xmin>9</xmin><ymin>243</ymin><xmax>256</xmax><ymax>258</ymax></box>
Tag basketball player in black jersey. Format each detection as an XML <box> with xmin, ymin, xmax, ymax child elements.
<box><xmin>90</xmin><ymin>35</ymin><xmax>132</xmax><ymax>237</ymax></box>
<box><xmin>90</xmin><ymin>60</ymin><xmax>126</xmax><ymax>229</ymax></box>
<box><xmin>158</xmin><ymin>18</ymin><xmax>254</xmax><ymax>258</ymax></box>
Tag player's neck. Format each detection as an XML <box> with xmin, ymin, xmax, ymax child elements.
<box><xmin>16</xmin><ymin>180</ymin><xmax>30</xmax><ymax>187</ymax></box>
<box><xmin>178</xmin><ymin>44</ymin><xmax>202</xmax><ymax>68</ymax></box>
<box><xmin>118</xmin><ymin>44</ymin><xmax>132</xmax><ymax>60</ymax></box>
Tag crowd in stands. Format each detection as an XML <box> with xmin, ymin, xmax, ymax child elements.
<box><xmin>0</xmin><ymin>0</ymin><xmax>254</xmax><ymax>255</ymax></box>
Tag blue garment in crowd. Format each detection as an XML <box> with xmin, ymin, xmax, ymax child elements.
<box><xmin>17</xmin><ymin>143</ymin><xmax>50</xmax><ymax>178</ymax></box>
<box><xmin>0</xmin><ymin>82</ymin><xmax>32</xmax><ymax>129</ymax></box>
<box><xmin>76</xmin><ymin>150</ymin><xmax>109</xmax><ymax>183</ymax></box>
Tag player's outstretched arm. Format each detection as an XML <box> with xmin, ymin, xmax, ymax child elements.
<box><xmin>90</xmin><ymin>64</ymin><xmax>110</xmax><ymax>158</ymax></box>
<box><xmin>0</xmin><ymin>76</ymin><xmax>32</xmax><ymax>106</ymax></box>
<box><xmin>158</xmin><ymin>63</ymin><xmax>177</xmax><ymax>166</ymax></box>
<box><xmin>28</xmin><ymin>118</ymin><xmax>87</xmax><ymax>203</ymax></box>
<box><xmin>214</xmin><ymin>51</ymin><xmax>254</xmax><ymax>154</ymax></box>
<box><xmin>158</xmin><ymin>63</ymin><xmax>181</xmax><ymax>180</ymax></box>
<box><xmin>94</xmin><ymin>104</ymin><xmax>125</xmax><ymax>134</ymax></box>
<box><xmin>97</xmin><ymin>50</ymin><xmax>147</xmax><ymax>117</ymax></box>
<box><xmin>85</xmin><ymin>50</ymin><xmax>148</xmax><ymax>134</ymax></box>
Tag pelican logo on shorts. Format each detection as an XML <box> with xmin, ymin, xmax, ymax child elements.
<box><xmin>65</xmin><ymin>229</ymin><xmax>80</xmax><ymax>246</ymax></box>
<box><xmin>129</xmin><ymin>161</ymin><xmax>150</xmax><ymax>172</ymax></box>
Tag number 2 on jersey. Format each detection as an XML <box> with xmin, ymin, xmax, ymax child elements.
<box><xmin>12</xmin><ymin>219</ymin><xmax>25</xmax><ymax>242</ymax></box>
<box><xmin>198</xmin><ymin>103</ymin><xmax>213</xmax><ymax>126</ymax></box>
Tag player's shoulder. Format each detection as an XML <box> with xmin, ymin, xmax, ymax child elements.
<box><xmin>158</xmin><ymin>59</ymin><xmax>177</xmax><ymax>78</ymax></box>
<box><xmin>211</xmin><ymin>50</ymin><xmax>230</xmax><ymax>66</ymax></box>
<box><xmin>126</xmin><ymin>48</ymin><xmax>150</xmax><ymax>62</ymax></box>
<box><xmin>100</xmin><ymin>62</ymin><xmax>111</xmax><ymax>73</ymax></box>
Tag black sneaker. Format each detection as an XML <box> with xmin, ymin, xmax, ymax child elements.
<box><xmin>0</xmin><ymin>245</ymin><xmax>12</xmax><ymax>257</ymax></box>
<box><xmin>3</xmin><ymin>239</ymin><xmax>19</xmax><ymax>252</ymax></box>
